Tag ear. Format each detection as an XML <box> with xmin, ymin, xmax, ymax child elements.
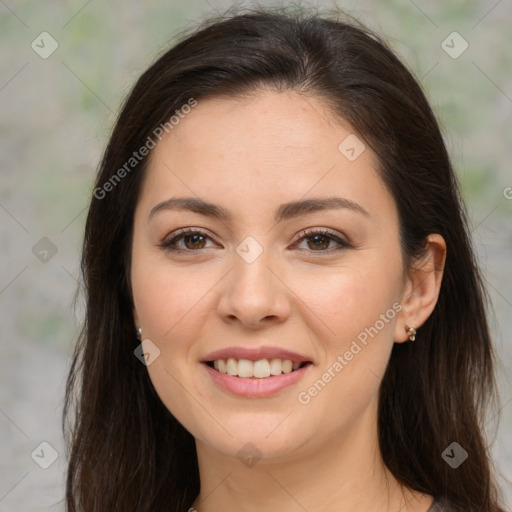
<box><xmin>394</xmin><ymin>234</ymin><xmax>447</xmax><ymax>343</ymax></box>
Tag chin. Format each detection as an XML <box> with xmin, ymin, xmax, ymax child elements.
<box><xmin>193</xmin><ymin>414</ymin><xmax>311</xmax><ymax>462</ymax></box>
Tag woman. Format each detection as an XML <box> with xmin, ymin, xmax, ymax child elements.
<box><xmin>63</xmin><ymin>5</ymin><xmax>506</xmax><ymax>512</ymax></box>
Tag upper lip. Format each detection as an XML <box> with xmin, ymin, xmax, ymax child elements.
<box><xmin>202</xmin><ymin>346</ymin><xmax>312</xmax><ymax>363</ymax></box>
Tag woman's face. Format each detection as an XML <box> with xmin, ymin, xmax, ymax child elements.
<box><xmin>131</xmin><ymin>89</ymin><xmax>408</xmax><ymax>461</ymax></box>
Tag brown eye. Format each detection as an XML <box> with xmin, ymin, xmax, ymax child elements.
<box><xmin>306</xmin><ymin>233</ymin><xmax>331</xmax><ymax>250</ymax></box>
<box><xmin>182</xmin><ymin>233</ymin><xmax>207</xmax><ymax>250</ymax></box>
<box><xmin>294</xmin><ymin>229</ymin><xmax>352</xmax><ymax>253</ymax></box>
<box><xmin>160</xmin><ymin>229</ymin><xmax>216</xmax><ymax>252</ymax></box>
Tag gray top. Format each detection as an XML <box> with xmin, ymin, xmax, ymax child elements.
<box><xmin>427</xmin><ymin>496</ymin><xmax>455</xmax><ymax>511</ymax></box>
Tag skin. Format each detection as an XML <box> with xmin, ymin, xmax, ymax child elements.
<box><xmin>131</xmin><ymin>89</ymin><xmax>446</xmax><ymax>512</ymax></box>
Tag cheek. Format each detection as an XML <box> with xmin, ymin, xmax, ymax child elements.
<box><xmin>131</xmin><ymin>254</ymin><xmax>212</xmax><ymax>431</ymax></box>
<box><xmin>292</xmin><ymin>273</ymin><xmax>400</xmax><ymax>430</ymax></box>
<box><xmin>291</xmin><ymin>255</ymin><xmax>402</xmax><ymax>396</ymax></box>
<box><xmin>292</xmin><ymin>257</ymin><xmax>401</xmax><ymax>343</ymax></box>
<box><xmin>131</xmin><ymin>247</ymin><xmax>217</xmax><ymax>342</ymax></box>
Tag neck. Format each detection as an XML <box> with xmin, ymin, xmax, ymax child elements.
<box><xmin>188</xmin><ymin>398</ymin><xmax>433</xmax><ymax>512</ymax></box>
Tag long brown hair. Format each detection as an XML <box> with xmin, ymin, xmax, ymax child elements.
<box><xmin>63</xmin><ymin>5</ymin><xmax>505</xmax><ymax>511</ymax></box>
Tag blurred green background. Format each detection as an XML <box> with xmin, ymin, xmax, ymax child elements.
<box><xmin>1</xmin><ymin>1</ymin><xmax>511</xmax><ymax>510</ymax></box>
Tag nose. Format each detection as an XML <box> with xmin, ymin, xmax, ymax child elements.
<box><xmin>215</xmin><ymin>248</ymin><xmax>291</xmax><ymax>330</ymax></box>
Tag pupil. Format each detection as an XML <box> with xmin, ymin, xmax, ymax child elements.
<box><xmin>186</xmin><ymin>234</ymin><xmax>204</xmax><ymax>249</ymax></box>
<box><xmin>310</xmin><ymin>235</ymin><xmax>328</xmax><ymax>250</ymax></box>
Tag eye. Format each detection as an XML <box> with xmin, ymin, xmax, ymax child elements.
<box><xmin>160</xmin><ymin>227</ymin><xmax>352</xmax><ymax>254</ymax></box>
<box><xmin>293</xmin><ymin>228</ymin><xmax>352</xmax><ymax>253</ymax></box>
<box><xmin>159</xmin><ymin>228</ymin><xmax>217</xmax><ymax>252</ymax></box>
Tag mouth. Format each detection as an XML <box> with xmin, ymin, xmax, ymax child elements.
<box><xmin>203</xmin><ymin>358</ymin><xmax>313</xmax><ymax>379</ymax></box>
<box><xmin>201</xmin><ymin>357</ymin><xmax>313</xmax><ymax>398</ymax></box>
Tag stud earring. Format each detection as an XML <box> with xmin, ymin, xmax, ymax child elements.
<box><xmin>405</xmin><ymin>324</ymin><xmax>416</xmax><ymax>341</ymax></box>
<box><xmin>136</xmin><ymin>327</ymin><xmax>142</xmax><ymax>340</ymax></box>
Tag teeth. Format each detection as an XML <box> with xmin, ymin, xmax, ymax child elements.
<box><xmin>282</xmin><ymin>359</ymin><xmax>293</xmax><ymax>373</ymax></box>
<box><xmin>218</xmin><ymin>359</ymin><xmax>227</xmax><ymax>373</ymax></box>
<box><xmin>211</xmin><ymin>358</ymin><xmax>304</xmax><ymax>378</ymax></box>
<box><xmin>226</xmin><ymin>357</ymin><xmax>238</xmax><ymax>376</ymax></box>
<box><xmin>237</xmin><ymin>359</ymin><xmax>253</xmax><ymax>378</ymax></box>
<box><xmin>270</xmin><ymin>358</ymin><xmax>282</xmax><ymax>376</ymax></box>
<box><xmin>253</xmin><ymin>359</ymin><xmax>270</xmax><ymax>378</ymax></box>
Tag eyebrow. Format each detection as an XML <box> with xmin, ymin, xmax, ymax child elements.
<box><xmin>148</xmin><ymin>196</ymin><xmax>370</xmax><ymax>223</ymax></box>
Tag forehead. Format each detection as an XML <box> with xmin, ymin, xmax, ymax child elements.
<box><xmin>153</xmin><ymin>89</ymin><xmax>352</xmax><ymax>171</ymax></box>
<box><xmin>139</xmin><ymin>89</ymin><xmax>393</xmax><ymax>221</ymax></box>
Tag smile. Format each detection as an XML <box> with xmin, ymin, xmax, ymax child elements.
<box><xmin>206</xmin><ymin>357</ymin><xmax>310</xmax><ymax>378</ymax></box>
<box><xmin>201</xmin><ymin>359</ymin><xmax>313</xmax><ymax>398</ymax></box>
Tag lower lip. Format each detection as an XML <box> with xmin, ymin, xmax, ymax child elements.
<box><xmin>201</xmin><ymin>362</ymin><xmax>312</xmax><ymax>398</ymax></box>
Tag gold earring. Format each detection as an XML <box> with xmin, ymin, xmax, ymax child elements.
<box><xmin>405</xmin><ymin>324</ymin><xmax>416</xmax><ymax>341</ymax></box>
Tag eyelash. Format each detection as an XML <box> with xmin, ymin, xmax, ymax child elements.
<box><xmin>159</xmin><ymin>227</ymin><xmax>352</xmax><ymax>254</ymax></box>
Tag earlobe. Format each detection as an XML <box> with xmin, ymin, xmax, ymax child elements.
<box><xmin>394</xmin><ymin>233</ymin><xmax>447</xmax><ymax>343</ymax></box>
<box><xmin>133</xmin><ymin>308</ymin><xmax>142</xmax><ymax>340</ymax></box>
